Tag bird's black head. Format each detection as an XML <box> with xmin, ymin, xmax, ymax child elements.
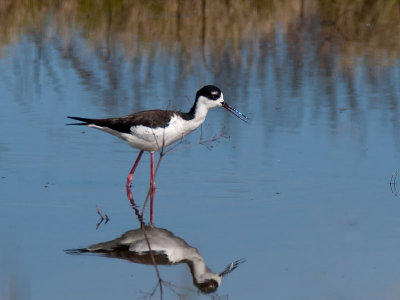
<box><xmin>190</xmin><ymin>85</ymin><xmax>248</xmax><ymax>123</ymax></box>
<box><xmin>196</xmin><ymin>85</ymin><xmax>222</xmax><ymax>101</ymax></box>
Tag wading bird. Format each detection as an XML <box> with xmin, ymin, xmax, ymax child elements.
<box><xmin>67</xmin><ymin>85</ymin><xmax>248</xmax><ymax>222</ymax></box>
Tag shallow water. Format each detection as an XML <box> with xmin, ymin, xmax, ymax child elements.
<box><xmin>1</xmin><ymin>1</ymin><xmax>400</xmax><ymax>299</ymax></box>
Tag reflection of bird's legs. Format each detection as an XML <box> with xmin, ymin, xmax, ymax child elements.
<box><xmin>126</xmin><ymin>184</ymin><xmax>143</xmax><ymax>223</ymax></box>
<box><xmin>126</xmin><ymin>150</ymin><xmax>144</xmax><ymax>187</ymax></box>
<box><xmin>150</xmin><ymin>152</ymin><xmax>155</xmax><ymax>224</ymax></box>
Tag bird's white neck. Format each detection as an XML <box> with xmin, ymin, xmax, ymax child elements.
<box><xmin>192</xmin><ymin>102</ymin><xmax>210</xmax><ymax>123</ymax></box>
<box><xmin>190</xmin><ymin>257</ymin><xmax>221</xmax><ymax>285</ymax></box>
<box><xmin>187</xmin><ymin>94</ymin><xmax>222</xmax><ymax>126</ymax></box>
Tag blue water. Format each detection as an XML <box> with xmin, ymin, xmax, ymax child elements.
<box><xmin>1</xmin><ymin>16</ymin><xmax>400</xmax><ymax>300</ymax></box>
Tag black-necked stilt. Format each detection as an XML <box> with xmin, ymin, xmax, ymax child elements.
<box><xmin>65</xmin><ymin>225</ymin><xmax>245</xmax><ymax>293</ymax></box>
<box><xmin>67</xmin><ymin>85</ymin><xmax>247</xmax><ymax>217</ymax></box>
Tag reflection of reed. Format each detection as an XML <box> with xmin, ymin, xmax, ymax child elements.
<box><xmin>3</xmin><ymin>0</ymin><xmax>400</xmax><ymax>149</ymax></box>
<box><xmin>1</xmin><ymin>0</ymin><xmax>399</xmax><ymax>67</ymax></box>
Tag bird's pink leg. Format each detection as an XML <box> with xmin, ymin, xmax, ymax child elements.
<box><xmin>149</xmin><ymin>152</ymin><xmax>155</xmax><ymax>224</ymax></box>
<box><xmin>126</xmin><ymin>150</ymin><xmax>144</xmax><ymax>187</ymax></box>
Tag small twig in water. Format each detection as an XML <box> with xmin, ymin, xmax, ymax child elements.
<box><xmin>389</xmin><ymin>171</ymin><xmax>399</xmax><ymax>198</ymax></box>
<box><xmin>96</xmin><ymin>205</ymin><xmax>110</xmax><ymax>229</ymax></box>
<box><xmin>144</xmin><ymin>276</ymin><xmax>188</xmax><ymax>300</ymax></box>
<box><xmin>390</xmin><ymin>171</ymin><xmax>398</xmax><ymax>185</ymax></box>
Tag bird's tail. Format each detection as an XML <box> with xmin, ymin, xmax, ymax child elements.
<box><xmin>66</xmin><ymin>116</ymin><xmax>93</xmax><ymax>126</ymax></box>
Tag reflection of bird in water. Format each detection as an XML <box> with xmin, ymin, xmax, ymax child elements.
<box><xmin>67</xmin><ymin>85</ymin><xmax>248</xmax><ymax>223</ymax></box>
<box><xmin>65</xmin><ymin>225</ymin><xmax>245</xmax><ymax>294</ymax></box>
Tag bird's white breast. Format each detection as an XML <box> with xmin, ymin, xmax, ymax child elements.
<box><xmin>122</xmin><ymin>114</ymin><xmax>203</xmax><ymax>152</ymax></box>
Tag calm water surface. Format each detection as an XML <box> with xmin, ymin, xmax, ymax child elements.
<box><xmin>1</xmin><ymin>1</ymin><xmax>400</xmax><ymax>299</ymax></box>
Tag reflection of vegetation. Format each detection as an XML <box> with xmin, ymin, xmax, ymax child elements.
<box><xmin>319</xmin><ymin>0</ymin><xmax>400</xmax><ymax>67</ymax></box>
<box><xmin>1</xmin><ymin>0</ymin><xmax>399</xmax><ymax>68</ymax></box>
<box><xmin>2</xmin><ymin>0</ymin><xmax>400</xmax><ymax>149</ymax></box>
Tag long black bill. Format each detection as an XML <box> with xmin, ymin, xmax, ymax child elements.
<box><xmin>222</xmin><ymin>102</ymin><xmax>249</xmax><ymax>123</ymax></box>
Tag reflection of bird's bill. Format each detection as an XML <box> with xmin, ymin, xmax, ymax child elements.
<box><xmin>222</xmin><ymin>102</ymin><xmax>249</xmax><ymax>123</ymax></box>
<box><xmin>219</xmin><ymin>257</ymin><xmax>246</xmax><ymax>277</ymax></box>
